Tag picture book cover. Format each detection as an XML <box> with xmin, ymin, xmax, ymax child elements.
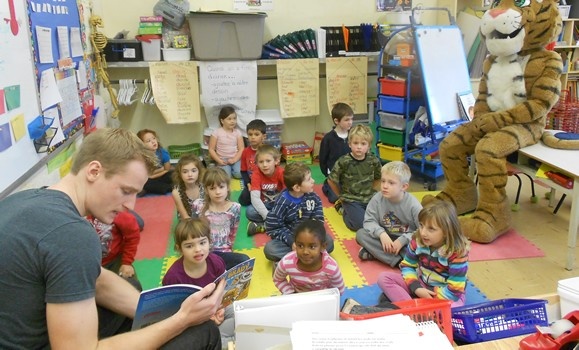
<box><xmin>131</xmin><ymin>257</ymin><xmax>255</xmax><ymax>330</ymax></box>
<box><xmin>457</xmin><ymin>90</ymin><xmax>475</xmax><ymax>121</ymax></box>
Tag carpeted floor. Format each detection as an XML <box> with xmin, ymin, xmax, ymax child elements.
<box><xmin>131</xmin><ymin>165</ymin><xmax>546</xmax><ymax>307</ymax></box>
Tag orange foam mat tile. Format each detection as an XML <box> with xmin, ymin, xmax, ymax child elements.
<box><xmin>324</xmin><ymin>207</ymin><xmax>356</xmax><ymax>240</ymax></box>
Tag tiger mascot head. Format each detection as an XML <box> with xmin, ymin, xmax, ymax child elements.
<box><xmin>481</xmin><ymin>0</ymin><xmax>561</xmax><ymax>57</ymax></box>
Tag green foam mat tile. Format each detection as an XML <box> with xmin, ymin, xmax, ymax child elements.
<box><xmin>133</xmin><ymin>258</ymin><xmax>165</xmax><ymax>291</ymax></box>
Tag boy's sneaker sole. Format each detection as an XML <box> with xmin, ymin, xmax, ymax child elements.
<box><xmin>247</xmin><ymin>221</ymin><xmax>265</xmax><ymax>236</ymax></box>
<box><xmin>358</xmin><ymin>247</ymin><xmax>375</xmax><ymax>261</ymax></box>
<box><xmin>334</xmin><ymin>199</ymin><xmax>343</xmax><ymax>215</ymax></box>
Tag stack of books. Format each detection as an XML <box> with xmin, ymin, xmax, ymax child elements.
<box><xmin>262</xmin><ymin>29</ymin><xmax>318</xmax><ymax>59</ymax></box>
<box><xmin>138</xmin><ymin>16</ymin><xmax>162</xmax><ymax>35</ymax></box>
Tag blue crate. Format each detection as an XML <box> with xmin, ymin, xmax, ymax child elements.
<box><xmin>27</xmin><ymin>115</ymin><xmax>55</xmax><ymax>140</ymax></box>
<box><xmin>378</xmin><ymin>94</ymin><xmax>422</xmax><ymax>114</ymax></box>
<box><xmin>451</xmin><ymin>298</ymin><xmax>548</xmax><ymax>343</ymax></box>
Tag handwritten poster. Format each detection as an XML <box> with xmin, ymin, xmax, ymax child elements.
<box><xmin>325</xmin><ymin>57</ymin><xmax>368</xmax><ymax>114</ymax></box>
<box><xmin>149</xmin><ymin>61</ymin><xmax>200</xmax><ymax>124</ymax></box>
<box><xmin>198</xmin><ymin>61</ymin><xmax>258</xmax><ymax>133</ymax></box>
<box><xmin>276</xmin><ymin>59</ymin><xmax>319</xmax><ymax>118</ymax></box>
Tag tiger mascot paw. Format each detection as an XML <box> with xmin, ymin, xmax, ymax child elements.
<box><xmin>459</xmin><ymin>199</ymin><xmax>512</xmax><ymax>243</ymax></box>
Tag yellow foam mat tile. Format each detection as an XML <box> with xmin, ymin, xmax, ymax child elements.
<box><xmin>238</xmin><ymin>247</ymin><xmax>281</xmax><ymax>299</ymax></box>
<box><xmin>324</xmin><ymin>208</ymin><xmax>356</xmax><ymax>240</ymax></box>
<box><xmin>331</xmin><ymin>238</ymin><xmax>367</xmax><ymax>288</ymax></box>
<box><xmin>229</xmin><ymin>179</ymin><xmax>243</xmax><ymax>192</ymax></box>
<box><xmin>409</xmin><ymin>191</ymin><xmax>440</xmax><ymax>202</ymax></box>
<box><xmin>160</xmin><ymin>255</ymin><xmax>180</xmax><ymax>284</ymax></box>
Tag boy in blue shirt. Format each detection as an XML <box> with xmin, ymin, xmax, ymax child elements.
<box><xmin>264</xmin><ymin>162</ymin><xmax>334</xmax><ymax>262</ymax></box>
<box><xmin>319</xmin><ymin>103</ymin><xmax>354</xmax><ymax>203</ymax></box>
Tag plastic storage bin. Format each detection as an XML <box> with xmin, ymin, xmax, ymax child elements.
<box><xmin>162</xmin><ymin>48</ymin><xmax>191</xmax><ymax>61</ymax></box>
<box><xmin>379</xmin><ymin>78</ymin><xmax>421</xmax><ymax>97</ymax></box>
<box><xmin>378</xmin><ymin>143</ymin><xmax>404</xmax><ymax>161</ymax></box>
<box><xmin>378</xmin><ymin>127</ymin><xmax>405</xmax><ymax>147</ymax></box>
<box><xmin>340</xmin><ymin>299</ymin><xmax>453</xmax><ymax>343</ymax></box>
<box><xmin>140</xmin><ymin>37</ymin><xmax>162</xmax><ymax>61</ymax></box>
<box><xmin>104</xmin><ymin>39</ymin><xmax>143</xmax><ymax>62</ymax></box>
<box><xmin>451</xmin><ymin>298</ymin><xmax>549</xmax><ymax>343</ymax></box>
<box><xmin>378</xmin><ymin>94</ymin><xmax>422</xmax><ymax>114</ymax></box>
<box><xmin>187</xmin><ymin>11</ymin><xmax>267</xmax><ymax>60</ymax></box>
<box><xmin>558</xmin><ymin>277</ymin><xmax>579</xmax><ymax>316</ymax></box>
<box><xmin>378</xmin><ymin>111</ymin><xmax>405</xmax><ymax>130</ymax></box>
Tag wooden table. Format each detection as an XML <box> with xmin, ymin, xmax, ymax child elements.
<box><xmin>513</xmin><ymin>139</ymin><xmax>579</xmax><ymax>270</ymax></box>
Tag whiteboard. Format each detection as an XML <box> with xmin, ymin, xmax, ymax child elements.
<box><xmin>413</xmin><ymin>26</ymin><xmax>471</xmax><ymax>125</ymax></box>
<box><xmin>0</xmin><ymin>0</ymin><xmax>44</xmax><ymax>195</ymax></box>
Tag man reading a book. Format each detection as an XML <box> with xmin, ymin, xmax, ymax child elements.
<box><xmin>0</xmin><ymin>128</ymin><xmax>225</xmax><ymax>349</ymax></box>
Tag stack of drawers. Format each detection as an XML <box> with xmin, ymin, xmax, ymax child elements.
<box><xmin>376</xmin><ymin>76</ymin><xmax>422</xmax><ymax>162</ymax></box>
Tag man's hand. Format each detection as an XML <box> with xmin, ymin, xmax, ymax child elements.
<box><xmin>178</xmin><ymin>279</ymin><xmax>226</xmax><ymax>327</ymax></box>
<box><xmin>210</xmin><ymin>308</ymin><xmax>225</xmax><ymax>325</ymax></box>
<box><xmin>414</xmin><ymin>287</ymin><xmax>436</xmax><ymax>299</ymax></box>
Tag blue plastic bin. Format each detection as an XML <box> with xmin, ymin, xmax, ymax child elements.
<box><xmin>451</xmin><ymin>298</ymin><xmax>548</xmax><ymax>343</ymax></box>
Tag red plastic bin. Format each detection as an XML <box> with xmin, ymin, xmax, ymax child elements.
<box><xmin>451</xmin><ymin>298</ymin><xmax>548</xmax><ymax>343</ymax></box>
<box><xmin>340</xmin><ymin>298</ymin><xmax>453</xmax><ymax>343</ymax></box>
<box><xmin>379</xmin><ymin>78</ymin><xmax>421</xmax><ymax>97</ymax></box>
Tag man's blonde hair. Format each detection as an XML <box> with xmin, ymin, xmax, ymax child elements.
<box><xmin>348</xmin><ymin>124</ymin><xmax>373</xmax><ymax>144</ymax></box>
<box><xmin>381</xmin><ymin>161</ymin><xmax>411</xmax><ymax>184</ymax></box>
<box><xmin>71</xmin><ymin>128</ymin><xmax>158</xmax><ymax>177</ymax></box>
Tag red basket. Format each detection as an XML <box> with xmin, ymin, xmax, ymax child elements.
<box><xmin>546</xmin><ymin>90</ymin><xmax>579</xmax><ymax>133</ymax></box>
<box><xmin>340</xmin><ymin>298</ymin><xmax>453</xmax><ymax>343</ymax></box>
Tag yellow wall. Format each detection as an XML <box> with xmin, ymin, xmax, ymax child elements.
<box><xmin>94</xmin><ymin>0</ymin><xmax>447</xmax><ymax>147</ymax></box>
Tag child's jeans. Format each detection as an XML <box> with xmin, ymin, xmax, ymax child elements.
<box><xmin>355</xmin><ymin>228</ymin><xmax>405</xmax><ymax>267</ymax></box>
<box><xmin>264</xmin><ymin>235</ymin><xmax>336</xmax><ymax>262</ymax></box>
<box><xmin>218</xmin><ymin>159</ymin><xmax>241</xmax><ymax>179</ymax></box>
<box><xmin>376</xmin><ymin>271</ymin><xmax>466</xmax><ymax>308</ymax></box>
<box><xmin>246</xmin><ymin>201</ymin><xmax>274</xmax><ymax>223</ymax></box>
<box><xmin>322</xmin><ymin>179</ymin><xmax>339</xmax><ymax>204</ymax></box>
<box><xmin>343</xmin><ymin>200</ymin><xmax>367</xmax><ymax>231</ymax></box>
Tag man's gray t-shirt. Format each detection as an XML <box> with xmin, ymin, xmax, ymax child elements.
<box><xmin>0</xmin><ymin>188</ymin><xmax>101</xmax><ymax>349</ymax></box>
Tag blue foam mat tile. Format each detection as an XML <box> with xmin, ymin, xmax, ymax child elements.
<box><xmin>340</xmin><ymin>284</ymin><xmax>382</xmax><ymax>307</ymax></box>
<box><xmin>465</xmin><ymin>280</ymin><xmax>489</xmax><ymax>305</ymax></box>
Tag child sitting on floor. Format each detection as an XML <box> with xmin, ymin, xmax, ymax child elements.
<box><xmin>377</xmin><ymin>201</ymin><xmax>470</xmax><ymax>307</ymax></box>
<box><xmin>327</xmin><ymin>124</ymin><xmax>382</xmax><ymax>231</ymax></box>
<box><xmin>356</xmin><ymin>161</ymin><xmax>422</xmax><ymax>267</ymax></box>
<box><xmin>162</xmin><ymin>218</ymin><xmax>234</xmax><ymax>346</ymax></box>
<box><xmin>246</xmin><ymin>145</ymin><xmax>285</xmax><ymax>236</ymax></box>
<box><xmin>136</xmin><ymin>128</ymin><xmax>173</xmax><ymax>195</ymax></box>
<box><xmin>239</xmin><ymin>119</ymin><xmax>267</xmax><ymax>206</ymax></box>
<box><xmin>172</xmin><ymin>153</ymin><xmax>205</xmax><ymax>219</ymax></box>
<box><xmin>264</xmin><ymin>162</ymin><xmax>333</xmax><ymax>262</ymax></box>
<box><xmin>273</xmin><ymin>219</ymin><xmax>345</xmax><ymax>295</ymax></box>
<box><xmin>208</xmin><ymin>106</ymin><xmax>244</xmax><ymax>179</ymax></box>
<box><xmin>192</xmin><ymin>167</ymin><xmax>249</xmax><ymax>269</ymax></box>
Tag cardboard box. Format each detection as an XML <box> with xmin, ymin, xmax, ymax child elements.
<box><xmin>281</xmin><ymin>141</ymin><xmax>312</xmax><ymax>156</ymax></box>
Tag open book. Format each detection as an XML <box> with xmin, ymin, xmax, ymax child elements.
<box><xmin>132</xmin><ymin>257</ymin><xmax>255</xmax><ymax>330</ymax></box>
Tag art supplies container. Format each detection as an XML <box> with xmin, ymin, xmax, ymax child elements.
<box><xmin>137</xmin><ymin>35</ymin><xmax>162</xmax><ymax>61</ymax></box>
<box><xmin>451</xmin><ymin>298</ymin><xmax>549</xmax><ymax>343</ymax></box>
<box><xmin>104</xmin><ymin>39</ymin><xmax>143</xmax><ymax>62</ymax></box>
<box><xmin>162</xmin><ymin>48</ymin><xmax>191</xmax><ymax>61</ymax></box>
<box><xmin>340</xmin><ymin>298</ymin><xmax>453</xmax><ymax>343</ymax></box>
<box><xmin>187</xmin><ymin>11</ymin><xmax>267</xmax><ymax>60</ymax></box>
<box><xmin>558</xmin><ymin>277</ymin><xmax>579</xmax><ymax>316</ymax></box>
<box><xmin>167</xmin><ymin>143</ymin><xmax>201</xmax><ymax>159</ymax></box>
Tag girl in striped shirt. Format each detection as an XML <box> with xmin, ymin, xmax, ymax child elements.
<box><xmin>273</xmin><ymin>219</ymin><xmax>345</xmax><ymax>295</ymax></box>
<box><xmin>377</xmin><ymin>201</ymin><xmax>470</xmax><ymax>307</ymax></box>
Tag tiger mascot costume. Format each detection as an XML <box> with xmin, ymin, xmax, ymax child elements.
<box><xmin>422</xmin><ymin>0</ymin><xmax>563</xmax><ymax>243</ymax></box>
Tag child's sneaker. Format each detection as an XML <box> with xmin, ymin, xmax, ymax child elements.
<box><xmin>247</xmin><ymin>221</ymin><xmax>265</xmax><ymax>236</ymax></box>
<box><xmin>334</xmin><ymin>199</ymin><xmax>343</xmax><ymax>215</ymax></box>
<box><xmin>358</xmin><ymin>247</ymin><xmax>375</xmax><ymax>261</ymax></box>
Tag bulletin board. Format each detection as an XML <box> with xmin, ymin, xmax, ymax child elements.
<box><xmin>0</xmin><ymin>0</ymin><xmax>92</xmax><ymax>198</ymax></box>
<box><xmin>0</xmin><ymin>0</ymin><xmax>45</xmax><ymax>197</ymax></box>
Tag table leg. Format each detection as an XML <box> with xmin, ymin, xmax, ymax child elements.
<box><xmin>565</xmin><ymin>178</ymin><xmax>579</xmax><ymax>270</ymax></box>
